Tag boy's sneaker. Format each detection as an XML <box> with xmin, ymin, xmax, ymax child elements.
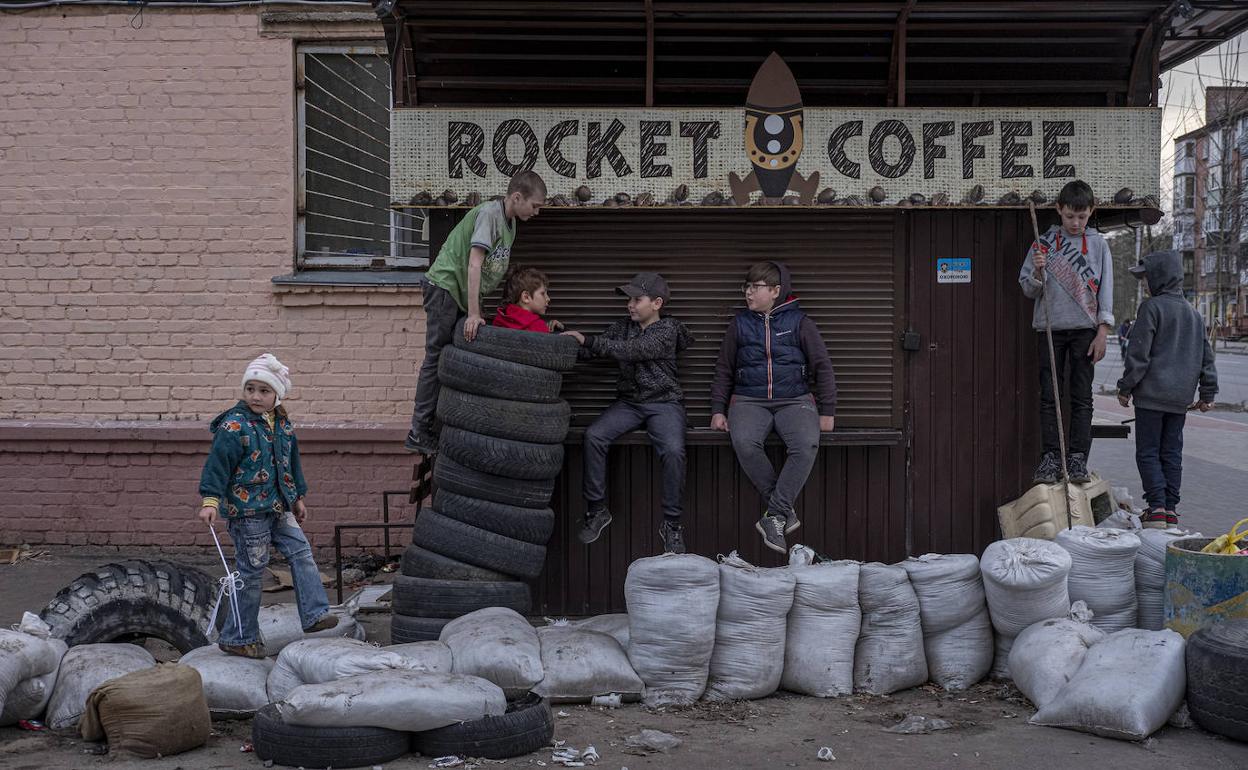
<box><xmin>404</xmin><ymin>429</ymin><xmax>438</xmax><ymax>455</ymax></box>
<box><xmin>578</xmin><ymin>505</ymin><xmax>613</xmax><ymax>544</ymax></box>
<box><xmin>1141</xmin><ymin>509</ymin><xmax>1169</xmax><ymax>530</ymax></box>
<box><xmin>218</xmin><ymin>641</ymin><xmax>266</xmax><ymax>660</ymax></box>
<box><xmin>780</xmin><ymin>510</ymin><xmax>801</xmax><ymax>534</ymax></box>
<box><xmin>1066</xmin><ymin>452</ymin><xmax>1092</xmax><ymax>484</ymax></box>
<box><xmin>1031</xmin><ymin>452</ymin><xmax>1061</xmax><ymax>485</ymax></box>
<box><xmin>1166</xmin><ymin>510</ymin><xmax>1180</xmax><ymax>527</ymax></box>
<box><xmin>756</xmin><ymin>514</ymin><xmax>787</xmax><ymax>554</ymax></box>
<box><xmin>303</xmin><ymin>614</ymin><xmax>337</xmax><ymax>633</ymax></box>
<box><xmin>659</xmin><ymin>520</ymin><xmax>686</xmax><ymax>554</ymax></box>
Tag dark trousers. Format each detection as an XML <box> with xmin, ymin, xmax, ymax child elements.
<box><xmin>409</xmin><ymin>280</ymin><xmax>464</xmax><ymax>435</ymax></box>
<box><xmin>583</xmin><ymin>401</ymin><xmax>686</xmax><ymax>522</ymax></box>
<box><xmin>1134</xmin><ymin>407</ymin><xmax>1186</xmax><ymax>512</ymax></box>
<box><xmin>1037</xmin><ymin>329</ymin><xmax>1096</xmax><ymax>456</ymax></box>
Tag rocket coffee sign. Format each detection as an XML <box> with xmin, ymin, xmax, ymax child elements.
<box><xmin>391</xmin><ymin>55</ymin><xmax>1159</xmax><ymax>206</ymax></box>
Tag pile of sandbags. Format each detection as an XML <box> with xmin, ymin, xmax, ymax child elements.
<box><xmin>1055</xmin><ymin>526</ymin><xmax>1140</xmax><ymax>633</ymax></box>
<box><xmin>1008</xmin><ymin>601</ymin><xmax>1104</xmax><ymax>709</ymax></box>
<box><xmin>902</xmin><ymin>554</ymin><xmax>993</xmax><ymax>690</ymax></box>
<box><xmin>704</xmin><ymin>553</ymin><xmax>796</xmax><ymax>701</ymax></box>
<box><xmin>854</xmin><ymin>563</ymin><xmax>927</xmax><ymax>695</ymax></box>
<box><xmin>980</xmin><ymin>538</ymin><xmax>1072</xmax><ymax>679</ymax></box>
<box><xmin>0</xmin><ymin>613</ymin><xmax>68</xmax><ymax>726</ymax></box>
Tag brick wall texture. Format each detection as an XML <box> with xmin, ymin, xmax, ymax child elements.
<box><xmin>0</xmin><ymin>8</ymin><xmax>425</xmax><ymax>553</ymax></box>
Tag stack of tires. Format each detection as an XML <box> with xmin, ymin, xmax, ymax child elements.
<box><xmin>391</xmin><ymin>322</ymin><xmax>578</xmax><ymax>643</ymax></box>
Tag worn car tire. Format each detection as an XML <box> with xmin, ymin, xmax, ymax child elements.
<box><xmin>390</xmin><ymin>613</ymin><xmax>452</xmax><ymax>644</ymax></box>
<box><xmin>434</xmin><ymin>491</ymin><xmax>555</xmax><ymax>545</ymax></box>
<box><xmin>392</xmin><ymin>574</ymin><xmax>531</xmax><ymax>618</ymax></box>
<box><xmin>412</xmin><ymin>509</ymin><xmax>547</xmax><ymax>581</ymax></box>
<box><xmin>433</xmin><ymin>454</ymin><xmax>554</xmax><ymax>509</ymax></box>
<box><xmin>39</xmin><ymin>560</ymin><xmax>216</xmax><ymax>653</ymax></box>
<box><xmin>412</xmin><ymin>692</ymin><xmax>554</xmax><ymax>760</ymax></box>
<box><xmin>437</xmin><ymin>387</ymin><xmax>571</xmax><ymax>444</ymax></box>
<box><xmin>401</xmin><ymin>543</ymin><xmax>510</xmax><ymax>582</ymax></box>
<box><xmin>439</xmin><ymin>426</ymin><xmax>564</xmax><ymax>481</ymax></box>
<box><xmin>453</xmin><ymin>320</ymin><xmax>579</xmax><ymax>372</ymax></box>
<box><xmin>251</xmin><ymin>703</ymin><xmax>409</xmax><ymax>769</ymax></box>
<box><xmin>1187</xmin><ymin>619</ymin><xmax>1248</xmax><ymax>741</ymax></box>
<box><xmin>438</xmin><ymin>345</ymin><xmax>562</xmax><ymax>404</ymax></box>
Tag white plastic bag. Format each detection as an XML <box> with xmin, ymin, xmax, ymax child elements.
<box><xmin>704</xmin><ymin>553</ymin><xmax>796</xmax><ymax>701</ymax></box>
<box><xmin>384</xmin><ymin>641</ymin><xmax>453</xmax><ymax>674</ymax></box>
<box><xmin>440</xmin><ymin>607</ymin><xmax>543</xmax><ymax>699</ymax></box>
<box><xmin>625</xmin><ymin>554</ymin><xmax>720</xmax><ymax>707</ymax></box>
<box><xmin>1008</xmin><ymin>602</ymin><xmax>1105</xmax><ymax>710</ymax></box>
<box><xmin>902</xmin><ymin>554</ymin><xmax>993</xmax><ymax>691</ymax></box>
<box><xmin>853</xmin><ymin>563</ymin><xmax>927</xmax><ymax>695</ymax></box>
<box><xmin>781</xmin><ymin>560</ymin><xmax>861</xmax><ymax>697</ymax></box>
<box><xmin>980</xmin><ymin>538</ymin><xmax>1071</xmax><ymax>679</ymax></box>
<box><xmin>565</xmin><ymin>614</ymin><xmax>630</xmax><ymax>650</ymax></box>
<box><xmin>256</xmin><ymin>594</ymin><xmax>364</xmax><ymax>657</ymax></box>
<box><xmin>532</xmin><ymin>625</ymin><xmax>644</xmax><ymax>703</ymax></box>
<box><xmin>0</xmin><ymin>614</ymin><xmax>68</xmax><ymax>723</ymax></box>
<box><xmin>179</xmin><ymin>645</ymin><xmax>273</xmax><ymax>719</ymax></box>
<box><xmin>1031</xmin><ymin>629</ymin><xmax>1186</xmax><ymax>740</ymax></box>
<box><xmin>276</xmin><ymin>670</ymin><xmax>506</xmax><ymax>732</ymax></box>
<box><xmin>1055</xmin><ymin>526</ymin><xmax>1140</xmax><ymax>633</ymax></box>
<box><xmin>45</xmin><ymin>643</ymin><xmax>157</xmax><ymax>730</ymax></box>
<box><xmin>268</xmin><ymin>637</ymin><xmax>428</xmax><ymax>702</ymax></box>
<box><xmin>1135</xmin><ymin>529</ymin><xmax>1193</xmax><ymax>631</ymax></box>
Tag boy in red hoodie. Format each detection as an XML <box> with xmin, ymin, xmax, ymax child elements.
<box><xmin>492</xmin><ymin>266</ymin><xmax>563</xmax><ymax>333</ymax></box>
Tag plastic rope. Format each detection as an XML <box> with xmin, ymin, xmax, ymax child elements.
<box><xmin>206</xmin><ymin>525</ymin><xmax>244</xmax><ymax>641</ymax></box>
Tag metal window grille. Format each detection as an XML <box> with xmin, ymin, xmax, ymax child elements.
<box><xmin>296</xmin><ymin>44</ymin><xmax>427</xmax><ymax>269</ymax></box>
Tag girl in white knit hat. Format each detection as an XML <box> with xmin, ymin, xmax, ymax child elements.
<box><xmin>196</xmin><ymin>353</ymin><xmax>335</xmax><ymax>658</ymax></box>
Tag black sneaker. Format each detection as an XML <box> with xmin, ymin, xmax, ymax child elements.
<box><xmin>756</xmin><ymin>514</ymin><xmax>787</xmax><ymax>554</ymax></box>
<box><xmin>578</xmin><ymin>505</ymin><xmax>613</xmax><ymax>544</ymax></box>
<box><xmin>659</xmin><ymin>520</ymin><xmax>686</xmax><ymax>554</ymax></box>
<box><xmin>1066</xmin><ymin>452</ymin><xmax>1092</xmax><ymax>484</ymax></box>
<box><xmin>404</xmin><ymin>429</ymin><xmax>438</xmax><ymax>455</ymax></box>
<box><xmin>1031</xmin><ymin>451</ymin><xmax>1061</xmax><ymax>485</ymax></box>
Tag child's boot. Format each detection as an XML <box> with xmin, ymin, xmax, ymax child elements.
<box><xmin>1066</xmin><ymin>452</ymin><xmax>1092</xmax><ymax>484</ymax></box>
<box><xmin>1031</xmin><ymin>452</ymin><xmax>1061</xmax><ymax>485</ymax></box>
<box><xmin>659</xmin><ymin>520</ymin><xmax>686</xmax><ymax>554</ymax></box>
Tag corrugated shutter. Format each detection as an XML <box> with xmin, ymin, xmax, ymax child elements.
<box><xmin>496</xmin><ymin>208</ymin><xmax>901</xmax><ymax>429</ymax></box>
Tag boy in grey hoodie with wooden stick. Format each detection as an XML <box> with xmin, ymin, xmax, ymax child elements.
<box><xmin>1117</xmin><ymin>250</ymin><xmax>1218</xmax><ymax>529</ymax></box>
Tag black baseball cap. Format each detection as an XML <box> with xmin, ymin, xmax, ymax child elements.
<box><xmin>615</xmin><ymin>272</ymin><xmax>670</xmax><ymax>302</ymax></box>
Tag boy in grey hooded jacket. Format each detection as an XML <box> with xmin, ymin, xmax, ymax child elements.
<box><xmin>1117</xmin><ymin>250</ymin><xmax>1218</xmax><ymax>528</ymax></box>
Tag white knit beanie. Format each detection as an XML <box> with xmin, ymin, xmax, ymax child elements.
<box><xmin>241</xmin><ymin>353</ymin><xmax>292</xmax><ymax>405</ymax></box>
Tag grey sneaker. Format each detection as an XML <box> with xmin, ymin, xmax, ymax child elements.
<box><xmin>404</xmin><ymin>429</ymin><xmax>438</xmax><ymax>455</ymax></box>
<box><xmin>780</xmin><ymin>510</ymin><xmax>801</xmax><ymax>534</ymax></box>
<box><xmin>1031</xmin><ymin>452</ymin><xmax>1061</xmax><ymax>485</ymax></box>
<box><xmin>578</xmin><ymin>505</ymin><xmax>613</xmax><ymax>544</ymax></box>
<box><xmin>1066</xmin><ymin>452</ymin><xmax>1092</xmax><ymax>484</ymax></box>
<box><xmin>756</xmin><ymin>514</ymin><xmax>787</xmax><ymax>554</ymax></box>
<box><xmin>659</xmin><ymin>520</ymin><xmax>686</xmax><ymax>554</ymax></box>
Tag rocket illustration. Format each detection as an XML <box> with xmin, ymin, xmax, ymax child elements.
<box><xmin>729</xmin><ymin>52</ymin><xmax>820</xmax><ymax>205</ymax></box>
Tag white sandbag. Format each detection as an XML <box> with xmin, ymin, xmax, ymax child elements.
<box><xmin>267</xmin><ymin>637</ymin><xmax>428</xmax><ymax>702</ymax></box>
<box><xmin>256</xmin><ymin>594</ymin><xmax>364</xmax><ymax>657</ymax></box>
<box><xmin>440</xmin><ymin>607</ymin><xmax>543</xmax><ymax>699</ymax></box>
<box><xmin>980</xmin><ymin>538</ymin><xmax>1071</xmax><ymax>679</ymax></box>
<box><xmin>45</xmin><ymin>643</ymin><xmax>156</xmax><ymax>730</ymax></box>
<box><xmin>1031</xmin><ymin>628</ymin><xmax>1186</xmax><ymax>740</ymax></box>
<box><xmin>704</xmin><ymin>553</ymin><xmax>796</xmax><ymax>701</ymax></box>
<box><xmin>1008</xmin><ymin>602</ymin><xmax>1105</xmax><ymax>710</ymax></box>
<box><xmin>566</xmin><ymin>614</ymin><xmax>630</xmax><ymax>650</ymax></box>
<box><xmin>0</xmin><ymin>613</ymin><xmax>67</xmax><ymax>719</ymax></box>
<box><xmin>625</xmin><ymin>553</ymin><xmax>720</xmax><ymax>707</ymax></box>
<box><xmin>0</xmin><ymin>668</ymin><xmax>59</xmax><ymax>726</ymax></box>
<box><xmin>1096</xmin><ymin>510</ymin><xmax>1140</xmax><ymax>530</ymax></box>
<box><xmin>276</xmin><ymin>669</ymin><xmax>506</xmax><ymax>732</ymax></box>
<box><xmin>1135</xmin><ymin>528</ymin><xmax>1193</xmax><ymax>631</ymax></box>
<box><xmin>532</xmin><ymin>626</ymin><xmax>644</xmax><ymax>703</ymax></box>
<box><xmin>781</xmin><ymin>560</ymin><xmax>861</xmax><ymax>697</ymax></box>
<box><xmin>384</xmin><ymin>641</ymin><xmax>453</xmax><ymax>674</ymax></box>
<box><xmin>1055</xmin><ymin>526</ymin><xmax>1140</xmax><ymax>633</ymax></box>
<box><xmin>178</xmin><ymin>645</ymin><xmax>273</xmax><ymax>719</ymax></box>
<box><xmin>902</xmin><ymin>554</ymin><xmax>993</xmax><ymax>691</ymax></box>
<box><xmin>853</xmin><ymin>563</ymin><xmax>927</xmax><ymax>695</ymax></box>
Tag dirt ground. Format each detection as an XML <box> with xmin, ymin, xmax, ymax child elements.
<box><xmin>2</xmin><ymin>547</ymin><xmax>1247</xmax><ymax>770</ymax></box>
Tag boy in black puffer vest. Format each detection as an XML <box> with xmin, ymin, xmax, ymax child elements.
<box><xmin>711</xmin><ymin>261</ymin><xmax>837</xmax><ymax>555</ymax></box>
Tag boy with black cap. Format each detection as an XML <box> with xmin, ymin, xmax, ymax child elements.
<box><xmin>562</xmin><ymin>272</ymin><xmax>694</xmax><ymax>554</ymax></box>
<box><xmin>1117</xmin><ymin>250</ymin><xmax>1218</xmax><ymax>529</ymax></box>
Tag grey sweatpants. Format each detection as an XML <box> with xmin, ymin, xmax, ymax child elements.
<box><xmin>409</xmin><ymin>279</ymin><xmax>464</xmax><ymax>435</ymax></box>
<box><xmin>727</xmin><ymin>394</ymin><xmax>820</xmax><ymax>517</ymax></box>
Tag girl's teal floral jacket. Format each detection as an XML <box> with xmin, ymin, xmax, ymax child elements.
<box><xmin>197</xmin><ymin>401</ymin><xmax>307</xmax><ymax>518</ymax></box>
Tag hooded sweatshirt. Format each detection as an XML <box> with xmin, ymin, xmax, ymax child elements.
<box><xmin>1116</xmin><ymin>250</ymin><xmax>1218</xmax><ymax>414</ymax></box>
<box><xmin>710</xmin><ymin>261</ymin><xmax>838</xmax><ymax>417</ymax></box>
<box><xmin>1019</xmin><ymin>224</ymin><xmax>1114</xmax><ymax>331</ymax></box>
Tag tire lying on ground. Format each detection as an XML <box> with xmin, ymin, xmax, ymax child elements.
<box><xmin>434</xmin><ymin>491</ymin><xmax>555</xmax><ymax>545</ymax></box>
<box><xmin>39</xmin><ymin>560</ymin><xmax>217</xmax><ymax>653</ymax></box>
<box><xmin>401</xmin><ymin>543</ymin><xmax>511</xmax><ymax>582</ymax></box>
<box><xmin>392</xmin><ymin>575</ymin><xmax>531</xmax><ymax>618</ymax></box>
<box><xmin>437</xmin><ymin>387</ymin><xmax>571</xmax><ymax>444</ymax></box>
<box><xmin>412</xmin><ymin>692</ymin><xmax>554</xmax><ymax>760</ymax></box>
<box><xmin>1186</xmin><ymin>618</ymin><xmax>1248</xmax><ymax>741</ymax></box>
<box><xmin>439</xmin><ymin>346</ymin><xmax>563</xmax><ymax>404</ymax></box>
<box><xmin>433</xmin><ymin>454</ymin><xmax>555</xmax><ymax>509</ymax></box>
<box><xmin>390</xmin><ymin>613</ymin><xmax>452</xmax><ymax>644</ymax></box>
<box><xmin>452</xmin><ymin>320</ymin><xmax>579</xmax><ymax>372</ymax></box>
<box><xmin>438</xmin><ymin>426</ymin><xmax>564</xmax><ymax>481</ymax></box>
<box><xmin>413</xmin><ymin>509</ymin><xmax>548</xmax><ymax>581</ymax></box>
<box><xmin>251</xmin><ymin>703</ymin><xmax>409</xmax><ymax>769</ymax></box>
